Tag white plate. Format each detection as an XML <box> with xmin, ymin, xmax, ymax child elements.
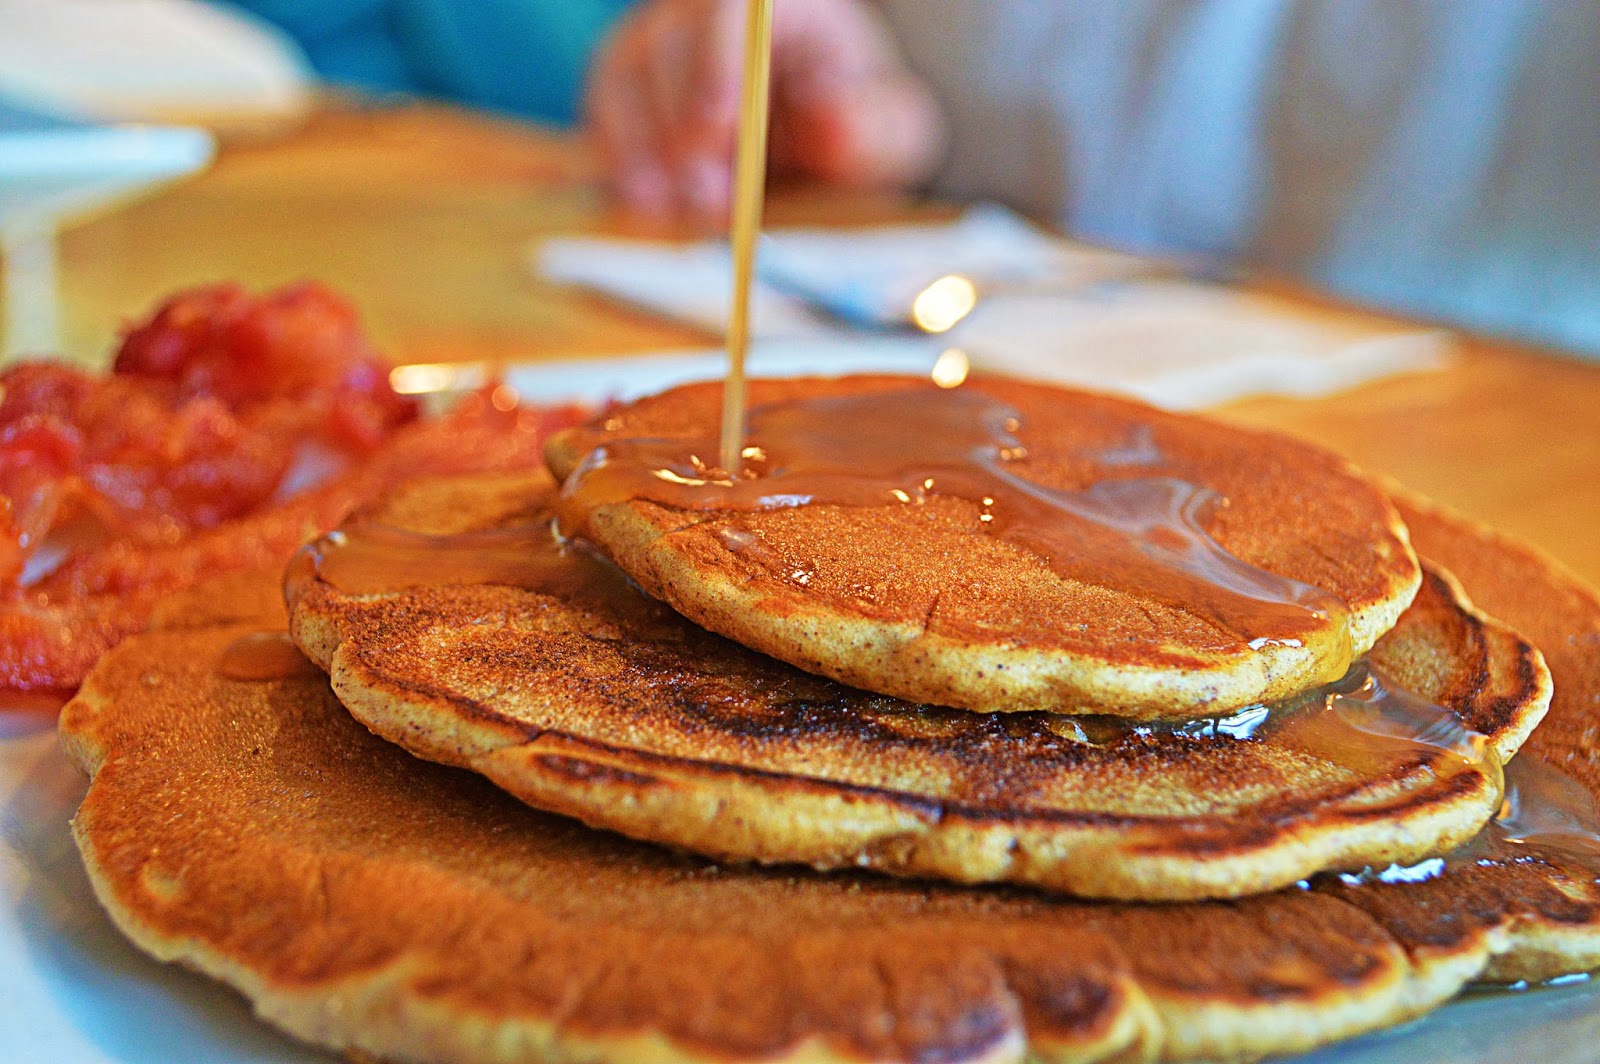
<box><xmin>0</xmin><ymin>99</ymin><xmax>213</xmax><ymax>232</ymax></box>
<box><xmin>2</xmin><ymin>355</ymin><xmax>1597</xmax><ymax>1063</ymax></box>
<box><xmin>0</xmin><ymin>98</ymin><xmax>213</xmax><ymax>361</ymax></box>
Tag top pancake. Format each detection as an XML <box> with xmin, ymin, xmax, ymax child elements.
<box><xmin>287</xmin><ymin>471</ymin><xmax>1549</xmax><ymax>902</ymax></box>
<box><xmin>58</xmin><ymin>493</ymin><xmax>1600</xmax><ymax>1064</ymax></box>
<box><xmin>545</xmin><ymin>376</ymin><xmax>1421</xmax><ymax>719</ymax></box>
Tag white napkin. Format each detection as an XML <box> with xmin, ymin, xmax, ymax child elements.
<box><xmin>759</xmin><ymin>204</ymin><xmax>1148</xmax><ymax>327</ymax></box>
<box><xmin>535</xmin><ymin>238</ymin><xmax>835</xmax><ymax>339</ymax></box>
<box><xmin>529</xmin><ymin>208</ymin><xmax>1450</xmax><ymax>409</ymax></box>
<box><xmin>535</xmin><ymin>206</ymin><xmax>1147</xmax><ymax>335</ymax></box>
<box><xmin>946</xmin><ymin>282</ymin><xmax>1450</xmax><ymax>410</ymax></box>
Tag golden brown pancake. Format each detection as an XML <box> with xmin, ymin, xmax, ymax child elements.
<box><xmin>287</xmin><ymin>471</ymin><xmax>1548</xmax><ymax>901</ymax></box>
<box><xmin>544</xmin><ymin>376</ymin><xmax>1422</xmax><ymax>719</ymax></box>
<box><xmin>59</xmin><ymin>496</ymin><xmax>1600</xmax><ymax>1064</ymax></box>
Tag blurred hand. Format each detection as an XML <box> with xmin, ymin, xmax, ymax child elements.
<box><xmin>586</xmin><ymin>0</ymin><xmax>946</xmax><ymax>215</ymax></box>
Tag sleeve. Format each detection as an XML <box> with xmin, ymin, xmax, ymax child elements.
<box><xmin>390</xmin><ymin>0</ymin><xmax>639</xmax><ymax>126</ymax></box>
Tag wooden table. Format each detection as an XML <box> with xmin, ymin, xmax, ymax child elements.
<box><xmin>11</xmin><ymin>102</ymin><xmax>1600</xmax><ymax>586</ymax></box>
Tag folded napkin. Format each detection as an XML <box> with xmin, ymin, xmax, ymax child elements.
<box><xmin>758</xmin><ymin>204</ymin><xmax>1150</xmax><ymax>327</ymax></box>
<box><xmin>529</xmin><ymin>207</ymin><xmax>1449</xmax><ymax>409</ymax></box>
<box><xmin>946</xmin><ymin>281</ymin><xmax>1449</xmax><ymax>410</ymax></box>
<box><xmin>535</xmin><ymin>238</ymin><xmax>835</xmax><ymax>339</ymax></box>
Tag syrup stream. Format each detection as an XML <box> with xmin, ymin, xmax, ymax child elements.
<box><xmin>720</xmin><ymin>0</ymin><xmax>777</xmax><ymax>473</ymax></box>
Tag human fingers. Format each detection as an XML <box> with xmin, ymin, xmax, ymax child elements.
<box><xmin>677</xmin><ymin>0</ymin><xmax>910</xmax><ymax>209</ymax></box>
<box><xmin>768</xmin><ymin>0</ymin><xmax>945</xmax><ymax>189</ymax></box>
<box><xmin>647</xmin><ymin>0</ymin><xmax>743</xmax><ymax>214</ymax></box>
<box><xmin>587</xmin><ymin>4</ymin><xmax>681</xmax><ymax>212</ymax></box>
<box><xmin>588</xmin><ymin>0</ymin><xmax>945</xmax><ymax>212</ymax></box>
<box><xmin>778</xmin><ymin>70</ymin><xmax>946</xmax><ymax>189</ymax></box>
<box><xmin>587</xmin><ymin>0</ymin><xmax>741</xmax><ymax>215</ymax></box>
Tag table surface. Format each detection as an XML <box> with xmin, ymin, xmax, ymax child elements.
<box><xmin>7</xmin><ymin>101</ymin><xmax>1598</xmax><ymax>588</ymax></box>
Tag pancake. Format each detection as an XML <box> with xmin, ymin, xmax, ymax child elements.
<box><xmin>544</xmin><ymin>376</ymin><xmax>1422</xmax><ymax>719</ymax></box>
<box><xmin>59</xmin><ymin>495</ymin><xmax>1600</xmax><ymax>1064</ymax></box>
<box><xmin>287</xmin><ymin>471</ymin><xmax>1549</xmax><ymax>901</ymax></box>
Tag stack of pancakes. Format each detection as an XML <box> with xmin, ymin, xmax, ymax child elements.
<box><xmin>61</xmin><ymin>376</ymin><xmax>1600</xmax><ymax>1063</ymax></box>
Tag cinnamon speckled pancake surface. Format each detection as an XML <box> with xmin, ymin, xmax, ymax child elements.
<box><xmin>58</xmin><ymin>492</ymin><xmax>1600</xmax><ymax>1063</ymax></box>
<box><xmin>289</xmin><ymin>472</ymin><xmax>1548</xmax><ymax>902</ymax></box>
<box><xmin>545</xmin><ymin>377</ymin><xmax>1422</xmax><ymax>719</ymax></box>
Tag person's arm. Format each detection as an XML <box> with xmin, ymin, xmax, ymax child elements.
<box><xmin>395</xmin><ymin>0</ymin><xmax>635</xmax><ymax>125</ymax></box>
<box><xmin>584</xmin><ymin>0</ymin><xmax>945</xmax><ymax>214</ymax></box>
<box><xmin>223</xmin><ymin>0</ymin><xmax>634</xmax><ymax>125</ymax></box>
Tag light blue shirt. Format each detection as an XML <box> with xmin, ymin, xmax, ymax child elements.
<box><xmin>883</xmin><ymin>0</ymin><xmax>1600</xmax><ymax>355</ymax></box>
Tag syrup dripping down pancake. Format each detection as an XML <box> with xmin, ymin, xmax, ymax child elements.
<box><xmin>544</xmin><ymin>376</ymin><xmax>1422</xmax><ymax>720</ymax></box>
<box><xmin>60</xmin><ymin>496</ymin><xmax>1600</xmax><ymax>1064</ymax></box>
<box><xmin>286</xmin><ymin>471</ymin><xmax>1548</xmax><ymax>901</ymax></box>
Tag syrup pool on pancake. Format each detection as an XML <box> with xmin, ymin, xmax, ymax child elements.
<box><xmin>556</xmin><ymin>386</ymin><xmax>1347</xmax><ymax>657</ymax></box>
<box><xmin>287</xmin><ymin>519</ymin><xmax>666</xmax><ymax>630</ymax></box>
<box><xmin>216</xmin><ymin>631</ymin><xmax>323</xmax><ymax>683</ymax></box>
<box><xmin>546</xmin><ymin>372</ymin><xmax>1414</xmax><ymax>721</ymax></box>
